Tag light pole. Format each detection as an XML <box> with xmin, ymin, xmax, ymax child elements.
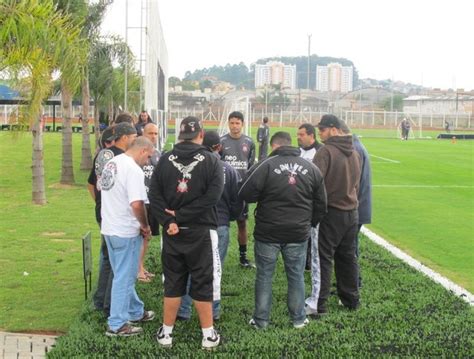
<box><xmin>124</xmin><ymin>0</ymin><xmax>129</xmax><ymax>111</ymax></box>
<box><xmin>307</xmin><ymin>34</ymin><xmax>312</xmax><ymax>90</ymax></box>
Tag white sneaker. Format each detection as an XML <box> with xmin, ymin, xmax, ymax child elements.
<box><xmin>156</xmin><ymin>326</ymin><xmax>172</xmax><ymax>348</ymax></box>
<box><xmin>293</xmin><ymin>318</ymin><xmax>309</xmax><ymax>329</ymax></box>
<box><xmin>202</xmin><ymin>329</ymin><xmax>220</xmax><ymax>350</ymax></box>
<box><xmin>305</xmin><ymin>305</ymin><xmax>318</xmax><ymax>316</ymax></box>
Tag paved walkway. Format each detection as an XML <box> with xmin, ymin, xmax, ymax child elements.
<box><xmin>0</xmin><ymin>332</ymin><xmax>57</xmax><ymax>359</ymax></box>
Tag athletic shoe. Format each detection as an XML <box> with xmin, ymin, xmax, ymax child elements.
<box><xmin>156</xmin><ymin>326</ymin><xmax>172</xmax><ymax>348</ymax></box>
<box><xmin>240</xmin><ymin>257</ymin><xmax>256</xmax><ymax>268</ymax></box>
<box><xmin>249</xmin><ymin>318</ymin><xmax>257</xmax><ymax>328</ymax></box>
<box><xmin>201</xmin><ymin>329</ymin><xmax>220</xmax><ymax>350</ymax></box>
<box><xmin>129</xmin><ymin>310</ymin><xmax>155</xmax><ymax>324</ymax></box>
<box><xmin>305</xmin><ymin>305</ymin><xmax>318</xmax><ymax>316</ymax></box>
<box><xmin>293</xmin><ymin>318</ymin><xmax>309</xmax><ymax>329</ymax></box>
<box><xmin>105</xmin><ymin>323</ymin><xmax>143</xmax><ymax>337</ymax></box>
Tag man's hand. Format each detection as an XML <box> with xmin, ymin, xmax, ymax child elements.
<box><xmin>140</xmin><ymin>225</ymin><xmax>152</xmax><ymax>240</ymax></box>
<box><xmin>167</xmin><ymin>223</ymin><xmax>179</xmax><ymax>236</ymax></box>
<box><xmin>165</xmin><ymin>208</ymin><xmax>176</xmax><ymax>217</ymax></box>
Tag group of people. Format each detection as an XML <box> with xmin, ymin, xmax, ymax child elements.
<box><xmin>86</xmin><ymin>110</ymin><xmax>372</xmax><ymax>351</ymax></box>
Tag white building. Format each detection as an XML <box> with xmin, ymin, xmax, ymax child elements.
<box><xmin>255</xmin><ymin>61</ymin><xmax>296</xmax><ymax>89</ymax></box>
<box><xmin>403</xmin><ymin>95</ymin><xmax>474</xmax><ymax>114</ymax></box>
<box><xmin>316</xmin><ymin>63</ymin><xmax>353</xmax><ymax>93</ymax></box>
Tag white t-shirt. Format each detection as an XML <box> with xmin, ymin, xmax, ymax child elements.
<box><xmin>300</xmin><ymin>147</ymin><xmax>317</xmax><ymax>162</ymax></box>
<box><xmin>100</xmin><ymin>153</ymin><xmax>147</xmax><ymax>237</ymax></box>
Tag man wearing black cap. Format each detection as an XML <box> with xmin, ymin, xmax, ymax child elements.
<box><xmin>87</xmin><ymin>122</ymin><xmax>137</xmax><ymax>316</ymax></box>
<box><xmin>149</xmin><ymin>117</ymin><xmax>224</xmax><ymax>350</ymax></box>
<box><xmin>313</xmin><ymin>114</ymin><xmax>361</xmax><ymax>316</ymax></box>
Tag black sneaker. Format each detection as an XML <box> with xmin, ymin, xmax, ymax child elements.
<box><xmin>240</xmin><ymin>257</ymin><xmax>256</xmax><ymax>268</ymax></box>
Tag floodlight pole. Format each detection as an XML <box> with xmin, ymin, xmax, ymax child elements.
<box><xmin>307</xmin><ymin>34</ymin><xmax>312</xmax><ymax>90</ymax></box>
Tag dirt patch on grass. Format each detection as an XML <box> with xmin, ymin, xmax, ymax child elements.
<box><xmin>41</xmin><ymin>232</ymin><xmax>66</xmax><ymax>237</ymax></box>
<box><xmin>48</xmin><ymin>183</ymin><xmax>75</xmax><ymax>189</ymax></box>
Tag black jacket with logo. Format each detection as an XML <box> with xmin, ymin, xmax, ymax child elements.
<box><xmin>238</xmin><ymin>146</ymin><xmax>327</xmax><ymax>244</ymax></box>
<box><xmin>148</xmin><ymin>142</ymin><xmax>224</xmax><ymax>230</ymax></box>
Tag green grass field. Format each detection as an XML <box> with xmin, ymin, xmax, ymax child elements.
<box><xmin>0</xmin><ymin>130</ymin><xmax>473</xmax><ymax>356</ymax></box>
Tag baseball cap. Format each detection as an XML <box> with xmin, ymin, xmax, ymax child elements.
<box><xmin>100</xmin><ymin>125</ymin><xmax>115</xmax><ymax>148</ymax></box>
<box><xmin>178</xmin><ymin>116</ymin><xmax>203</xmax><ymax>140</ymax></box>
<box><xmin>107</xmin><ymin>122</ymin><xmax>136</xmax><ymax>141</ymax></box>
<box><xmin>317</xmin><ymin>114</ymin><xmax>341</xmax><ymax>129</ymax></box>
<box><xmin>203</xmin><ymin>130</ymin><xmax>221</xmax><ymax>149</ymax></box>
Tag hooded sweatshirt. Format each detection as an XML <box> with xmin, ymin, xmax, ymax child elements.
<box><xmin>148</xmin><ymin>142</ymin><xmax>224</xmax><ymax>230</ymax></box>
<box><xmin>313</xmin><ymin>135</ymin><xmax>361</xmax><ymax>211</ymax></box>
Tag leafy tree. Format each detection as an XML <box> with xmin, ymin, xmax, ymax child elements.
<box><xmin>0</xmin><ymin>0</ymin><xmax>84</xmax><ymax>204</ymax></box>
<box><xmin>381</xmin><ymin>94</ymin><xmax>405</xmax><ymax>111</ymax></box>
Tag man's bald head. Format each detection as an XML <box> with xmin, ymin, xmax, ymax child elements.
<box><xmin>143</xmin><ymin>123</ymin><xmax>158</xmax><ymax>146</ymax></box>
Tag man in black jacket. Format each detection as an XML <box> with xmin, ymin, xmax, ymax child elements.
<box><xmin>239</xmin><ymin>131</ymin><xmax>327</xmax><ymax>329</ymax></box>
<box><xmin>149</xmin><ymin>117</ymin><xmax>224</xmax><ymax>350</ymax></box>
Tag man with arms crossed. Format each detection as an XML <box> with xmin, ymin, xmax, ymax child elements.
<box><xmin>100</xmin><ymin>137</ymin><xmax>156</xmax><ymax>336</ymax></box>
<box><xmin>239</xmin><ymin>131</ymin><xmax>327</xmax><ymax>329</ymax></box>
<box><xmin>314</xmin><ymin>115</ymin><xmax>361</xmax><ymax>316</ymax></box>
<box><xmin>220</xmin><ymin>111</ymin><xmax>256</xmax><ymax>268</ymax></box>
<box><xmin>149</xmin><ymin>117</ymin><xmax>224</xmax><ymax>349</ymax></box>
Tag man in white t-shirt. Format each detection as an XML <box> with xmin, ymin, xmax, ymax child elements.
<box><xmin>100</xmin><ymin>137</ymin><xmax>156</xmax><ymax>337</ymax></box>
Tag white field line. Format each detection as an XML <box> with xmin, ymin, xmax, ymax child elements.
<box><xmin>370</xmin><ymin>155</ymin><xmax>400</xmax><ymax>163</ymax></box>
<box><xmin>373</xmin><ymin>184</ymin><xmax>474</xmax><ymax>189</ymax></box>
<box><xmin>361</xmin><ymin>226</ymin><xmax>474</xmax><ymax>306</ymax></box>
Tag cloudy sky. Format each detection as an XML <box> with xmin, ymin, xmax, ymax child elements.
<box><xmin>102</xmin><ymin>0</ymin><xmax>473</xmax><ymax>90</ymax></box>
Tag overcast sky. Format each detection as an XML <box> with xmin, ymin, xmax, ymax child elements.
<box><xmin>102</xmin><ymin>0</ymin><xmax>473</xmax><ymax>90</ymax></box>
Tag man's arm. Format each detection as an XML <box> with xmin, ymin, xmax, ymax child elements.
<box><xmin>148</xmin><ymin>159</ymin><xmax>176</xmax><ymax>228</ymax></box>
<box><xmin>228</xmin><ymin>167</ymin><xmax>244</xmax><ymax>220</ymax></box>
<box><xmin>238</xmin><ymin>161</ymin><xmax>266</xmax><ymax>203</ymax></box>
<box><xmin>311</xmin><ymin>168</ymin><xmax>328</xmax><ymax>226</ymax></box>
<box><xmin>313</xmin><ymin>147</ymin><xmax>329</xmax><ymax>178</ymax></box>
<box><xmin>130</xmin><ymin>200</ymin><xmax>151</xmax><ymax>239</ymax></box>
<box><xmin>248</xmin><ymin>140</ymin><xmax>256</xmax><ymax>168</ymax></box>
<box><xmin>87</xmin><ymin>183</ymin><xmax>96</xmax><ymax>201</ymax></box>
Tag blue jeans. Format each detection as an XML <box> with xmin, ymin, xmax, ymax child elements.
<box><xmin>93</xmin><ymin>235</ymin><xmax>113</xmax><ymax>314</ymax></box>
<box><xmin>253</xmin><ymin>240</ymin><xmax>307</xmax><ymax>328</ymax></box>
<box><xmin>104</xmin><ymin>235</ymin><xmax>144</xmax><ymax>331</ymax></box>
<box><xmin>178</xmin><ymin>226</ymin><xmax>229</xmax><ymax>319</ymax></box>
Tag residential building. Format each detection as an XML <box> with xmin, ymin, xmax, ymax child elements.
<box><xmin>316</xmin><ymin>63</ymin><xmax>353</xmax><ymax>93</ymax></box>
<box><xmin>255</xmin><ymin>61</ymin><xmax>296</xmax><ymax>90</ymax></box>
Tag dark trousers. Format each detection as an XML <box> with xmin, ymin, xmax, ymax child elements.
<box><xmin>318</xmin><ymin>207</ymin><xmax>360</xmax><ymax>312</ymax></box>
<box><xmin>258</xmin><ymin>141</ymin><xmax>269</xmax><ymax>161</ymax></box>
<box><xmin>93</xmin><ymin>235</ymin><xmax>113</xmax><ymax>315</ymax></box>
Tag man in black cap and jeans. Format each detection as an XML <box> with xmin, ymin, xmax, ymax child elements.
<box><xmin>149</xmin><ymin>116</ymin><xmax>224</xmax><ymax>350</ymax></box>
<box><xmin>313</xmin><ymin>114</ymin><xmax>361</xmax><ymax>316</ymax></box>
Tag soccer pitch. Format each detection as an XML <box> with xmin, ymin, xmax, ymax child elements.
<box><xmin>362</xmin><ymin>137</ymin><xmax>474</xmax><ymax>292</ymax></box>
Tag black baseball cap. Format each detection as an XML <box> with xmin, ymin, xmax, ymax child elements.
<box><xmin>178</xmin><ymin>116</ymin><xmax>203</xmax><ymax>140</ymax></box>
<box><xmin>107</xmin><ymin>122</ymin><xmax>136</xmax><ymax>141</ymax></box>
<box><xmin>100</xmin><ymin>125</ymin><xmax>115</xmax><ymax>148</ymax></box>
<box><xmin>317</xmin><ymin>114</ymin><xmax>341</xmax><ymax>129</ymax></box>
<box><xmin>203</xmin><ymin>130</ymin><xmax>221</xmax><ymax>149</ymax></box>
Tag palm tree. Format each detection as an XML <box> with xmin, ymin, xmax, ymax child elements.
<box><xmin>54</xmin><ymin>0</ymin><xmax>88</xmax><ymax>184</ymax></box>
<box><xmin>0</xmin><ymin>0</ymin><xmax>84</xmax><ymax>204</ymax></box>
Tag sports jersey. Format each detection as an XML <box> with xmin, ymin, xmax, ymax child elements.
<box><xmin>220</xmin><ymin>133</ymin><xmax>255</xmax><ymax>178</ymax></box>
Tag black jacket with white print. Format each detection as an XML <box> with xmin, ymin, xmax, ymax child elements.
<box><xmin>148</xmin><ymin>142</ymin><xmax>224</xmax><ymax>231</ymax></box>
<box><xmin>238</xmin><ymin>146</ymin><xmax>327</xmax><ymax>244</ymax></box>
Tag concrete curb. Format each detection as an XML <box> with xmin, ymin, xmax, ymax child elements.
<box><xmin>0</xmin><ymin>331</ymin><xmax>57</xmax><ymax>359</ymax></box>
